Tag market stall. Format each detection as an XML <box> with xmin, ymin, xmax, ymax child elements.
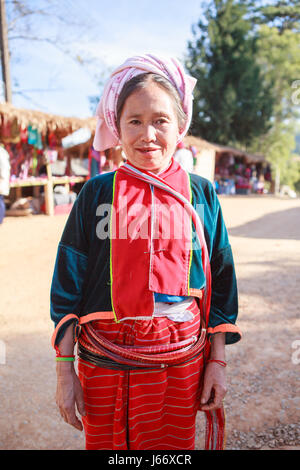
<box><xmin>183</xmin><ymin>135</ymin><xmax>217</xmax><ymax>182</ymax></box>
<box><xmin>1</xmin><ymin>101</ymin><xmax>272</xmax><ymax>220</ymax></box>
<box><xmin>183</xmin><ymin>135</ymin><xmax>271</xmax><ymax>194</ymax></box>
<box><xmin>0</xmin><ymin>102</ymin><xmax>96</xmax><ymax>216</ymax></box>
<box><xmin>213</xmin><ymin>144</ymin><xmax>271</xmax><ymax>195</ymax></box>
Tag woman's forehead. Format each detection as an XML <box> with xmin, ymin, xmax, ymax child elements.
<box><xmin>121</xmin><ymin>83</ymin><xmax>177</xmax><ymax>116</ymax></box>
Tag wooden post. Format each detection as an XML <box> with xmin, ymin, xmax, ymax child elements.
<box><xmin>45</xmin><ymin>163</ymin><xmax>54</xmax><ymax>216</ymax></box>
<box><xmin>275</xmin><ymin>165</ymin><xmax>280</xmax><ymax>195</ymax></box>
<box><xmin>15</xmin><ymin>186</ymin><xmax>22</xmax><ymax>200</ymax></box>
<box><xmin>0</xmin><ymin>0</ymin><xmax>12</xmax><ymax>102</ymax></box>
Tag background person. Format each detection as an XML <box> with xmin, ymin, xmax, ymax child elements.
<box><xmin>173</xmin><ymin>141</ymin><xmax>194</xmax><ymax>172</ymax></box>
<box><xmin>0</xmin><ymin>145</ymin><xmax>10</xmax><ymax>224</ymax></box>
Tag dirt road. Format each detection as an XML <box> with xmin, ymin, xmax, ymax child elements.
<box><xmin>0</xmin><ymin>195</ymin><xmax>299</xmax><ymax>450</ymax></box>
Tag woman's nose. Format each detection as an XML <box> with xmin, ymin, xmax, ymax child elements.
<box><xmin>141</xmin><ymin>124</ymin><xmax>156</xmax><ymax>142</ymax></box>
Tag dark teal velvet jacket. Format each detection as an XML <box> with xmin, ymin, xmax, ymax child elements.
<box><xmin>50</xmin><ymin>171</ymin><xmax>240</xmax><ymax>345</ymax></box>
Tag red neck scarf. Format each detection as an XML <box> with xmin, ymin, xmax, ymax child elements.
<box><xmin>110</xmin><ymin>158</ymin><xmax>211</xmax><ymax>323</ymax></box>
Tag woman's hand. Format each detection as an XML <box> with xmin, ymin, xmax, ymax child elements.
<box><xmin>200</xmin><ymin>332</ymin><xmax>227</xmax><ymax>411</ymax></box>
<box><xmin>55</xmin><ymin>324</ymin><xmax>86</xmax><ymax>431</ymax></box>
<box><xmin>200</xmin><ymin>361</ymin><xmax>227</xmax><ymax>411</ymax></box>
<box><xmin>56</xmin><ymin>363</ymin><xmax>86</xmax><ymax>431</ymax></box>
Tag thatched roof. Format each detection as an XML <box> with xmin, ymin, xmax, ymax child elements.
<box><xmin>184</xmin><ymin>135</ymin><xmax>218</xmax><ymax>151</ymax></box>
<box><xmin>184</xmin><ymin>134</ymin><xmax>265</xmax><ymax>163</ymax></box>
<box><xmin>0</xmin><ymin>102</ymin><xmax>97</xmax><ymax>134</ymax></box>
<box><xmin>0</xmin><ymin>103</ymin><xmax>266</xmax><ymax>164</ymax></box>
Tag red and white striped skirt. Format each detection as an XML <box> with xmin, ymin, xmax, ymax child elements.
<box><xmin>77</xmin><ymin>300</ymin><xmax>208</xmax><ymax>450</ymax></box>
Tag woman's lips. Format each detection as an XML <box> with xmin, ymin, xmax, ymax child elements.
<box><xmin>136</xmin><ymin>147</ymin><xmax>160</xmax><ymax>154</ymax></box>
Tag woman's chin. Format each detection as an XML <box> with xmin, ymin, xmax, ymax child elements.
<box><xmin>127</xmin><ymin>157</ymin><xmax>171</xmax><ymax>174</ymax></box>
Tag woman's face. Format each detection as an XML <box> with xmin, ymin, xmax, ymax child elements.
<box><xmin>119</xmin><ymin>82</ymin><xmax>180</xmax><ymax>173</ymax></box>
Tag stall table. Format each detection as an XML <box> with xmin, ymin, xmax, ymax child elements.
<box><xmin>9</xmin><ymin>174</ymin><xmax>87</xmax><ymax>216</ymax></box>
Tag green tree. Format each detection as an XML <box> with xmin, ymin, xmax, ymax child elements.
<box><xmin>252</xmin><ymin>122</ymin><xmax>298</xmax><ymax>190</ymax></box>
<box><xmin>185</xmin><ymin>0</ymin><xmax>274</xmax><ymax>147</ymax></box>
<box><xmin>247</xmin><ymin>0</ymin><xmax>300</xmax><ymax>33</ymax></box>
<box><xmin>247</xmin><ymin>3</ymin><xmax>300</xmax><ymax>191</ymax></box>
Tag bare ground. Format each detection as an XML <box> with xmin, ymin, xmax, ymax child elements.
<box><xmin>0</xmin><ymin>195</ymin><xmax>299</xmax><ymax>450</ymax></box>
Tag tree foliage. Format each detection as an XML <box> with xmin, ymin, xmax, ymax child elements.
<box><xmin>185</xmin><ymin>0</ymin><xmax>274</xmax><ymax>147</ymax></box>
<box><xmin>246</xmin><ymin>0</ymin><xmax>300</xmax><ymax>33</ymax></box>
<box><xmin>247</xmin><ymin>2</ymin><xmax>300</xmax><ymax>190</ymax></box>
<box><xmin>185</xmin><ymin>0</ymin><xmax>300</xmax><ymax>190</ymax></box>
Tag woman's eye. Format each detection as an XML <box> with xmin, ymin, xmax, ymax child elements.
<box><xmin>155</xmin><ymin>118</ymin><xmax>168</xmax><ymax>125</ymax></box>
<box><xmin>130</xmin><ymin>119</ymin><xmax>140</xmax><ymax>125</ymax></box>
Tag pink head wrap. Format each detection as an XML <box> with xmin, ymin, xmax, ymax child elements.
<box><xmin>93</xmin><ymin>54</ymin><xmax>197</xmax><ymax>151</ymax></box>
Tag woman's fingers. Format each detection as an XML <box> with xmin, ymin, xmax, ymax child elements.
<box><xmin>74</xmin><ymin>374</ymin><xmax>86</xmax><ymax>417</ymax></box>
<box><xmin>65</xmin><ymin>410</ymin><xmax>83</xmax><ymax>431</ymax></box>
<box><xmin>59</xmin><ymin>403</ymin><xmax>83</xmax><ymax>431</ymax></box>
<box><xmin>200</xmin><ymin>384</ymin><xmax>226</xmax><ymax>411</ymax></box>
<box><xmin>200</xmin><ymin>363</ymin><xmax>227</xmax><ymax>411</ymax></box>
<box><xmin>76</xmin><ymin>397</ymin><xmax>86</xmax><ymax>418</ymax></box>
<box><xmin>56</xmin><ymin>371</ymin><xmax>85</xmax><ymax>431</ymax></box>
<box><xmin>200</xmin><ymin>387</ymin><xmax>211</xmax><ymax>408</ymax></box>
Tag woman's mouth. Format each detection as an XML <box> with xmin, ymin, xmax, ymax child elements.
<box><xmin>136</xmin><ymin>147</ymin><xmax>160</xmax><ymax>155</ymax></box>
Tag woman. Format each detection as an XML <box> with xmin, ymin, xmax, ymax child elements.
<box><xmin>51</xmin><ymin>54</ymin><xmax>241</xmax><ymax>450</ymax></box>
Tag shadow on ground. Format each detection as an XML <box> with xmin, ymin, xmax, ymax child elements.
<box><xmin>228</xmin><ymin>207</ymin><xmax>300</xmax><ymax>240</ymax></box>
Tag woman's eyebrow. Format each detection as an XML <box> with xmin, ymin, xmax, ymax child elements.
<box><xmin>125</xmin><ymin>113</ymin><xmax>142</xmax><ymax>120</ymax></box>
<box><xmin>126</xmin><ymin>111</ymin><xmax>171</xmax><ymax>119</ymax></box>
<box><xmin>153</xmin><ymin>112</ymin><xmax>171</xmax><ymax>118</ymax></box>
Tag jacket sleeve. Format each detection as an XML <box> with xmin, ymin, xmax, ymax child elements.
<box><xmin>50</xmin><ymin>182</ymin><xmax>91</xmax><ymax>347</ymax></box>
<box><xmin>207</xmin><ymin>190</ymin><xmax>241</xmax><ymax>345</ymax></box>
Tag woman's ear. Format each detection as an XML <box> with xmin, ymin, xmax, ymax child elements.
<box><xmin>177</xmin><ymin>122</ymin><xmax>183</xmax><ymax>139</ymax></box>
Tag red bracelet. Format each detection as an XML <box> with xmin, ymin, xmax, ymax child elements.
<box><xmin>55</xmin><ymin>346</ymin><xmax>75</xmax><ymax>360</ymax></box>
<box><xmin>207</xmin><ymin>359</ymin><xmax>227</xmax><ymax>367</ymax></box>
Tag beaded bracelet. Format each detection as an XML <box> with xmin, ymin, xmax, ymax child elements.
<box><xmin>56</xmin><ymin>356</ymin><xmax>75</xmax><ymax>362</ymax></box>
<box><xmin>55</xmin><ymin>346</ymin><xmax>75</xmax><ymax>362</ymax></box>
<box><xmin>206</xmin><ymin>359</ymin><xmax>227</xmax><ymax>367</ymax></box>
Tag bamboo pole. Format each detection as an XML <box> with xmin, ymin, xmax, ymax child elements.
<box><xmin>0</xmin><ymin>0</ymin><xmax>12</xmax><ymax>102</ymax></box>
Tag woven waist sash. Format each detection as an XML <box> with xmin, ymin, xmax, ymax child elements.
<box><xmin>78</xmin><ymin>323</ymin><xmax>226</xmax><ymax>450</ymax></box>
<box><xmin>78</xmin><ymin>322</ymin><xmax>207</xmax><ymax>370</ymax></box>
